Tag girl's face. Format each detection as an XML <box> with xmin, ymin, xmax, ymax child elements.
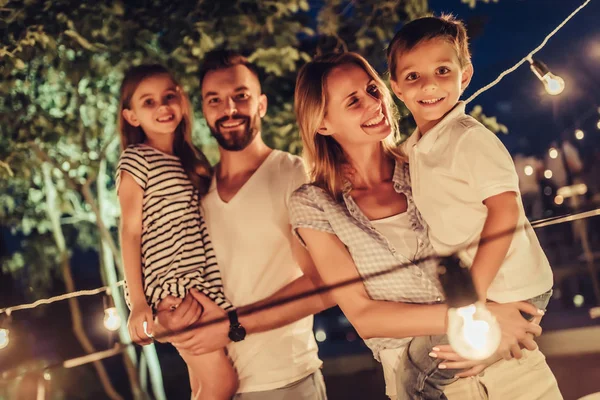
<box><xmin>319</xmin><ymin>64</ymin><xmax>392</xmax><ymax>149</ymax></box>
<box><xmin>122</xmin><ymin>73</ymin><xmax>184</xmax><ymax>139</ymax></box>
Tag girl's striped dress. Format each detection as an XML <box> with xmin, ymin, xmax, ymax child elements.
<box><xmin>116</xmin><ymin>144</ymin><xmax>232</xmax><ymax>311</ymax></box>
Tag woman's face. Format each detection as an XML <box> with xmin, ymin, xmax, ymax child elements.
<box><xmin>320</xmin><ymin>63</ymin><xmax>392</xmax><ymax>149</ymax></box>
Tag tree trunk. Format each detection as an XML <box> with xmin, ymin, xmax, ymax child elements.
<box><xmin>96</xmin><ymin>156</ymin><xmax>166</xmax><ymax>400</ymax></box>
<box><xmin>42</xmin><ymin>164</ymin><xmax>123</xmax><ymax>400</ymax></box>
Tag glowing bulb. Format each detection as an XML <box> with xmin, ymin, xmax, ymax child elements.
<box><xmin>542</xmin><ymin>73</ymin><xmax>565</xmax><ymax>95</ymax></box>
<box><xmin>573</xmin><ymin>294</ymin><xmax>584</xmax><ymax>307</ymax></box>
<box><xmin>575</xmin><ymin>129</ymin><xmax>584</xmax><ymax>140</ymax></box>
<box><xmin>103</xmin><ymin>307</ymin><xmax>121</xmax><ymax>331</ymax></box>
<box><xmin>530</xmin><ymin>59</ymin><xmax>565</xmax><ymax>96</ymax></box>
<box><xmin>544</xmin><ymin>169</ymin><xmax>553</xmax><ymax>179</ymax></box>
<box><xmin>0</xmin><ymin>328</ymin><xmax>9</xmax><ymax>350</ymax></box>
<box><xmin>549</xmin><ymin>148</ymin><xmax>558</xmax><ymax>159</ymax></box>
<box><xmin>524</xmin><ymin>165</ymin><xmax>534</xmax><ymax>176</ymax></box>
<box><xmin>597</xmin><ymin>120</ymin><xmax>600</xmax><ymax>130</ymax></box>
<box><xmin>447</xmin><ymin>302</ymin><xmax>501</xmax><ymax>360</ymax></box>
<box><xmin>554</xmin><ymin>195</ymin><xmax>564</xmax><ymax>205</ymax></box>
<box><xmin>315</xmin><ymin>329</ymin><xmax>327</xmax><ymax>342</ymax></box>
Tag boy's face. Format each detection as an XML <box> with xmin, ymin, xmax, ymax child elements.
<box><xmin>390</xmin><ymin>38</ymin><xmax>473</xmax><ymax>133</ymax></box>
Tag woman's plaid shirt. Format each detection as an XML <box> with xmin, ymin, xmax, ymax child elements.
<box><xmin>289</xmin><ymin>160</ymin><xmax>444</xmax><ymax>361</ymax></box>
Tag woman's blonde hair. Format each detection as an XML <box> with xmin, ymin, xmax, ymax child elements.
<box><xmin>118</xmin><ymin>64</ymin><xmax>212</xmax><ymax>195</ymax></box>
<box><xmin>294</xmin><ymin>52</ymin><xmax>404</xmax><ymax>200</ymax></box>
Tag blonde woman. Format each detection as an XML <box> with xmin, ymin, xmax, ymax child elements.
<box><xmin>289</xmin><ymin>52</ymin><xmax>554</xmax><ymax>399</ymax></box>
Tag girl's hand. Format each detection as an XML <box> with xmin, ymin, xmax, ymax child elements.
<box><xmin>430</xmin><ymin>344</ymin><xmax>502</xmax><ymax>378</ymax></box>
<box><xmin>128</xmin><ymin>302</ymin><xmax>155</xmax><ymax>346</ymax></box>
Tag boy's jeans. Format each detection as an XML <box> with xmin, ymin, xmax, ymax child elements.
<box><xmin>395</xmin><ymin>290</ymin><xmax>552</xmax><ymax>400</ymax></box>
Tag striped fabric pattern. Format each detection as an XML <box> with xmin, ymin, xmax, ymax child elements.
<box><xmin>116</xmin><ymin>144</ymin><xmax>232</xmax><ymax>311</ymax></box>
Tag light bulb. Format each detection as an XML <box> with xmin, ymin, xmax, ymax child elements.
<box><xmin>597</xmin><ymin>120</ymin><xmax>600</xmax><ymax>130</ymax></box>
<box><xmin>524</xmin><ymin>165</ymin><xmax>534</xmax><ymax>176</ymax></box>
<box><xmin>315</xmin><ymin>329</ymin><xmax>327</xmax><ymax>342</ymax></box>
<box><xmin>0</xmin><ymin>328</ymin><xmax>9</xmax><ymax>350</ymax></box>
<box><xmin>103</xmin><ymin>307</ymin><xmax>121</xmax><ymax>331</ymax></box>
<box><xmin>530</xmin><ymin>59</ymin><xmax>565</xmax><ymax>96</ymax></box>
<box><xmin>446</xmin><ymin>302</ymin><xmax>501</xmax><ymax>360</ymax></box>
<box><xmin>541</xmin><ymin>73</ymin><xmax>565</xmax><ymax>95</ymax></box>
<box><xmin>544</xmin><ymin>169</ymin><xmax>553</xmax><ymax>179</ymax></box>
<box><xmin>549</xmin><ymin>148</ymin><xmax>558</xmax><ymax>159</ymax></box>
<box><xmin>575</xmin><ymin>129</ymin><xmax>584</xmax><ymax>140</ymax></box>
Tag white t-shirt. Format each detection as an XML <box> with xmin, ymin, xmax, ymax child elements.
<box><xmin>404</xmin><ymin>102</ymin><xmax>553</xmax><ymax>303</ymax></box>
<box><xmin>370</xmin><ymin>212</ymin><xmax>416</xmax><ymax>398</ymax></box>
<box><xmin>202</xmin><ymin>150</ymin><xmax>322</xmax><ymax>393</ymax></box>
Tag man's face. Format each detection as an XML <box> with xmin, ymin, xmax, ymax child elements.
<box><xmin>201</xmin><ymin>64</ymin><xmax>267</xmax><ymax>151</ymax></box>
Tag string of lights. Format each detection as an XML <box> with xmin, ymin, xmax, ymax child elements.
<box><xmin>1</xmin><ymin>207</ymin><xmax>599</xmax><ymax>382</ymax></box>
<box><xmin>465</xmin><ymin>0</ymin><xmax>591</xmax><ymax>104</ymax></box>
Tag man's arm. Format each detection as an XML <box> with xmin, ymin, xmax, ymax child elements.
<box><xmin>155</xmin><ymin>228</ymin><xmax>335</xmax><ymax>354</ymax></box>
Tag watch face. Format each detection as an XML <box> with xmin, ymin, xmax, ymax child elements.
<box><xmin>229</xmin><ymin>324</ymin><xmax>246</xmax><ymax>342</ymax></box>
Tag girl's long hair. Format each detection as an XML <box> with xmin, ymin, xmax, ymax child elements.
<box><xmin>118</xmin><ymin>64</ymin><xmax>211</xmax><ymax>195</ymax></box>
<box><xmin>294</xmin><ymin>52</ymin><xmax>405</xmax><ymax>200</ymax></box>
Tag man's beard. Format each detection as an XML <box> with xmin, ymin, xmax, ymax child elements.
<box><xmin>209</xmin><ymin>113</ymin><xmax>261</xmax><ymax>151</ymax></box>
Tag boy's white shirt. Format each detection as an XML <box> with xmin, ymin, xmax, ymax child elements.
<box><xmin>202</xmin><ymin>150</ymin><xmax>322</xmax><ymax>393</ymax></box>
<box><xmin>404</xmin><ymin>102</ymin><xmax>553</xmax><ymax>303</ymax></box>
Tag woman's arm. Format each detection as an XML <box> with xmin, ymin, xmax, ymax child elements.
<box><xmin>118</xmin><ymin>172</ymin><xmax>153</xmax><ymax>344</ymax></box>
<box><xmin>297</xmin><ymin>227</ymin><xmax>448</xmax><ymax>339</ymax></box>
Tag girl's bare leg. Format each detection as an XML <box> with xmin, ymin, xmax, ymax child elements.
<box><xmin>180</xmin><ymin>349</ymin><xmax>238</xmax><ymax>400</ymax></box>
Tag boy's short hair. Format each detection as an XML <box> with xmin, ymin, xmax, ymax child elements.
<box><xmin>198</xmin><ymin>49</ymin><xmax>262</xmax><ymax>88</ymax></box>
<box><xmin>387</xmin><ymin>14</ymin><xmax>471</xmax><ymax>81</ymax></box>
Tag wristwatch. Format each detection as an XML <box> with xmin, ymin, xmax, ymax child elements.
<box><xmin>227</xmin><ymin>309</ymin><xmax>246</xmax><ymax>342</ymax></box>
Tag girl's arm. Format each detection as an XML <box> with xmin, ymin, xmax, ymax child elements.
<box><xmin>118</xmin><ymin>172</ymin><xmax>153</xmax><ymax>344</ymax></box>
<box><xmin>470</xmin><ymin>191</ymin><xmax>519</xmax><ymax>300</ymax></box>
<box><xmin>297</xmin><ymin>227</ymin><xmax>448</xmax><ymax>339</ymax></box>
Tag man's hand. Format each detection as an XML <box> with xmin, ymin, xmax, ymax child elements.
<box><xmin>169</xmin><ymin>290</ymin><xmax>230</xmax><ymax>356</ymax></box>
<box><xmin>430</xmin><ymin>344</ymin><xmax>502</xmax><ymax>378</ymax></box>
<box><xmin>155</xmin><ymin>293</ymin><xmax>202</xmax><ymax>342</ymax></box>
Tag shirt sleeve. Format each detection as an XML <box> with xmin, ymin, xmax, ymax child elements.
<box><xmin>288</xmin><ymin>185</ymin><xmax>335</xmax><ymax>247</ymax></box>
<box><xmin>454</xmin><ymin>125</ymin><xmax>519</xmax><ymax>202</ymax></box>
<box><xmin>285</xmin><ymin>156</ymin><xmax>309</xmax><ymax>208</ymax></box>
<box><xmin>116</xmin><ymin>147</ymin><xmax>149</xmax><ymax>193</ymax></box>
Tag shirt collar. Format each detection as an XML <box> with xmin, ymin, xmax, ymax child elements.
<box><xmin>405</xmin><ymin>101</ymin><xmax>466</xmax><ymax>155</ymax></box>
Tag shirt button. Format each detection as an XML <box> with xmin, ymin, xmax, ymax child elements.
<box><xmin>416</xmin><ymin>271</ymin><xmax>422</xmax><ymax>277</ymax></box>
<box><xmin>391</xmin><ymin>248</ymin><xmax>396</xmax><ymax>254</ymax></box>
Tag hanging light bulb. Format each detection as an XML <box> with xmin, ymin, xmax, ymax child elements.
<box><xmin>524</xmin><ymin>165</ymin><xmax>534</xmax><ymax>176</ymax></box>
<box><xmin>544</xmin><ymin>169</ymin><xmax>553</xmax><ymax>179</ymax></box>
<box><xmin>596</xmin><ymin>120</ymin><xmax>600</xmax><ymax>130</ymax></box>
<box><xmin>103</xmin><ymin>307</ymin><xmax>121</xmax><ymax>331</ymax></box>
<box><xmin>0</xmin><ymin>312</ymin><xmax>11</xmax><ymax>350</ymax></box>
<box><xmin>574</xmin><ymin>129</ymin><xmax>584</xmax><ymax>140</ymax></box>
<box><xmin>549</xmin><ymin>147</ymin><xmax>559</xmax><ymax>159</ymax></box>
<box><xmin>438</xmin><ymin>256</ymin><xmax>502</xmax><ymax>360</ymax></box>
<box><xmin>529</xmin><ymin>59</ymin><xmax>565</xmax><ymax>96</ymax></box>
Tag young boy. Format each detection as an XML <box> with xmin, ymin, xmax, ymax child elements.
<box><xmin>387</xmin><ymin>15</ymin><xmax>562</xmax><ymax>400</ymax></box>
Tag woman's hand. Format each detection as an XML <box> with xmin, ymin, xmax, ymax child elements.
<box><xmin>430</xmin><ymin>344</ymin><xmax>502</xmax><ymax>378</ymax></box>
<box><xmin>486</xmin><ymin>301</ymin><xmax>542</xmax><ymax>360</ymax></box>
<box><xmin>128</xmin><ymin>302</ymin><xmax>155</xmax><ymax>346</ymax></box>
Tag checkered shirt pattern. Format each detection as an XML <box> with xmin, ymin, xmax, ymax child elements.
<box><xmin>289</xmin><ymin>160</ymin><xmax>444</xmax><ymax>361</ymax></box>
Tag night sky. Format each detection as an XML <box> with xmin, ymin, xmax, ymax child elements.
<box><xmin>430</xmin><ymin>0</ymin><xmax>600</xmax><ymax>156</ymax></box>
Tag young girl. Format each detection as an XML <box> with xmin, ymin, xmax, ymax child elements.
<box><xmin>116</xmin><ymin>64</ymin><xmax>238</xmax><ymax>399</ymax></box>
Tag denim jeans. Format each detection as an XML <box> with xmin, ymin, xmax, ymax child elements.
<box><xmin>395</xmin><ymin>290</ymin><xmax>552</xmax><ymax>400</ymax></box>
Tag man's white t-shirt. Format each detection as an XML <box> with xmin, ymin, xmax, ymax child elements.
<box><xmin>202</xmin><ymin>150</ymin><xmax>322</xmax><ymax>393</ymax></box>
<box><xmin>404</xmin><ymin>102</ymin><xmax>553</xmax><ymax>303</ymax></box>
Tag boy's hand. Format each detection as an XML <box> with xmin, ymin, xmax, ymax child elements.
<box><xmin>128</xmin><ymin>302</ymin><xmax>154</xmax><ymax>346</ymax></box>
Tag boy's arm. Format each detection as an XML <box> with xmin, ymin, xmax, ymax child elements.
<box><xmin>470</xmin><ymin>191</ymin><xmax>520</xmax><ymax>300</ymax></box>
